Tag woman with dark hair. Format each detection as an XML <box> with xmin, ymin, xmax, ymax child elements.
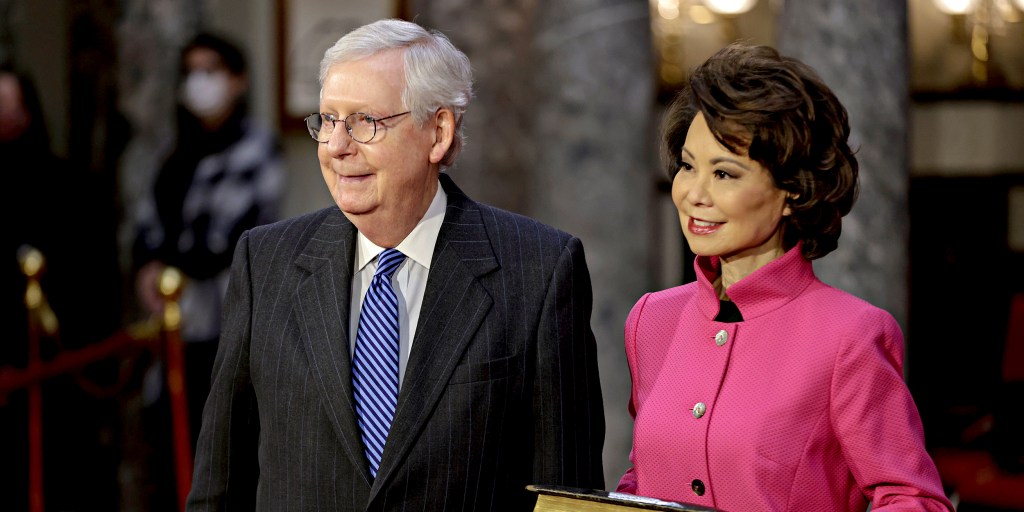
<box><xmin>616</xmin><ymin>44</ymin><xmax>952</xmax><ymax>511</ymax></box>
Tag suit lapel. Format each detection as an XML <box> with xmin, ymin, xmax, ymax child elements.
<box><xmin>370</xmin><ymin>175</ymin><xmax>499</xmax><ymax>498</ymax></box>
<box><xmin>293</xmin><ymin>208</ymin><xmax>373</xmax><ymax>485</ymax></box>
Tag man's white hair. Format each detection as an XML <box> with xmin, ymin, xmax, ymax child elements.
<box><xmin>319</xmin><ymin>19</ymin><xmax>473</xmax><ymax>167</ymax></box>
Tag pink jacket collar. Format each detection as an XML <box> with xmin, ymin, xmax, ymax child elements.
<box><xmin>694</xmin><ymin>244</ymin><xmax>817</xmax><ymax>321</ymax></box>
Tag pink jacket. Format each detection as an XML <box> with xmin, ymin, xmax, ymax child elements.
<box><xmin>617</xmin><ymin>246</ymin><xmax>952</xmax><ymax>511</ymax></box>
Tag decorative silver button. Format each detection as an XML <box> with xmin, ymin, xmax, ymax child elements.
<box><xmin>692</xmin><ymin>402</ymin><xmax>707</xmax><ymax>419</ymax></box>
<box><xmin>714</xmin><ymin>330</ymin><xmax>728</xmax><ymax>346</ymax></box>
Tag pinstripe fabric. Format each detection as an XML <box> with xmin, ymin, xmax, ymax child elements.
<box><xmin>187</xmin><ymin>174</ymin><xmax>605</xmax><ymax>511</ymax></box>
<box><xmin>352</xmin><ymin>249</ymin><xmax>405</xmax><ymax>477</ymax></box>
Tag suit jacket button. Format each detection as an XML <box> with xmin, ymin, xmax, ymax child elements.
<box><xmin>715</xmin><ymin>330</ymin><xmax>728</xmax><ymax>346</ymax></box>
<box><xmin>692</xmin><ymin>402</ymin><xmax>707</xmax><ymax>419</ymax></box>
<box><xmin>691</xmin><ymin>479</ymin><xmax>705</xmax><ymax>496</ymax></box>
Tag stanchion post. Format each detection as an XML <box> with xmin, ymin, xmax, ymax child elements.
<box><xmin>19</xmin><ymin>246</ymin><xmax>56</xmax><ymax>512</ymax></box>
<box><xmin>158</xmin><ymin>267</ymin><xmax>193</xmax><ymax>511</ymax></box>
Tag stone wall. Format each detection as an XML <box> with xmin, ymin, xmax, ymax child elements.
<box><xmin>409</xmin><ymin>0</ymin><xmax>655</xmax><ymax>486</ymax></box>
<box><xmin>778</xmin><ymin>0</ymin><xmax>910</xmax><ymax>330</ymax></box>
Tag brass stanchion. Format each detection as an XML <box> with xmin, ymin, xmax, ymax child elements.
<box><xmin>19</xmin><ymin>246</ymin><xmax>57</xmax><ymax>512</ymax></box>
<box><xmin>4</xmin><ymin>247</ymin><xmax>185</xmax><ymax>511</ymax></box>
<box><xmin>158</xmin><ymin>267</ymin><xmax>193</xmax><ymax>511</ymax></box>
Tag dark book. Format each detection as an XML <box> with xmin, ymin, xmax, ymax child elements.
<box><xmin>528</xmin><ymin>485</ymin><xmax>722</xmax><ymax>512</ymax></box>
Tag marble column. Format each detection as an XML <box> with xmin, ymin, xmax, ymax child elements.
<box><xmin>115</xmin><ymin>2</ymin><xmax>202</xmax><ymax>510</ymax></box>
<box><xmin>116</xmin><ymin>0</ymin><xmax>202</xmax><ymax>265</ymax></box>
<box><xmin>409</xmin><ymin>0</ymin><xmax>655</xmax><ymax>487</ymax></box>
<box><xmin>777</xmin><ymin>0</ymin><xmax>910</xmax><ymax>330</ymax></box>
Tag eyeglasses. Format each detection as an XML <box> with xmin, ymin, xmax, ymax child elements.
<box><xmin>304</xmin><ymin>111</ymin><xmax>411</xmax><ymax>144</ymax></box>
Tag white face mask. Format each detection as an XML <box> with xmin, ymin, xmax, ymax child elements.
<box><xmin>180</xmin><ymin>70</ymin><xmax>232</xmax><ymax>119</ymax></box>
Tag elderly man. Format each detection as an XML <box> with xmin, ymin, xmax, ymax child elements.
<box><xmin>187</xmin><ymin>19</ymin><xmax>605</xmax><ymax>511</ymax></box>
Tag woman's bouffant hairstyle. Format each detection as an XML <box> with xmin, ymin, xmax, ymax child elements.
<box><xmin>663</xmin><ymin>43</ymin><xmax>858</xmax><ymax>260</ymax></box>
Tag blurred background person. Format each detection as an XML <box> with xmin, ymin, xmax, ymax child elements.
<box><xmin>2</xmin><ymin>65</ymin><xmax>61</xmax><ymax>350</ymax></box>
<box><xmin>1</xmin><ymin>63</ymin><xmax>122</xmax><ymax>511</ymax></box>
<box><xmin>131</xmin><ymin>31</ymin><xmax>284</xmax><ymax>509</ymax></box>
<box><xmin>616</xmin><ymin>43</ymin><xmax>953</xmax><ymax>511</ymax></box>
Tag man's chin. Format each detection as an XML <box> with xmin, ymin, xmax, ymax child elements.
<box><xmin>337</xmin><ymin>204</ymin><xmax>377</xmax><ymax>218</ymax></box>
<box><xmin>331</xmin><ymin>190</ymin><xmax>376</xmax><ymax>216</ymax></box>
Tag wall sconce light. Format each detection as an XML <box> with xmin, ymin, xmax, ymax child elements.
<box><xmin>651</xmin><ymin>0</ymin><xmax>772</xmax><ymax>91</ymax></box>
<box><xmin>935</xmin><ymin>0</ymin><xmax>1024</xmax><ymax>13</ymax></box>
<box><xmin>703</xmin><ymin>0</ymin><xmax>758</xmax><ymax>15</ymax></box>
<box><xmin>931</xmin><ymin>0</ymin><xmax>1023</xmax><ymax>85</ymax></box>
<box><xmin>934</xmin><ymin>0</ymin><xmax>978</xmax><ymax>14</ymax></box>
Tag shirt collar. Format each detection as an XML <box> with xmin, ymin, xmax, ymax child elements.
<box><xmin>355</xmin><ymin>181</ymin><xmax>447</xmax><ymax>272</ymax></box>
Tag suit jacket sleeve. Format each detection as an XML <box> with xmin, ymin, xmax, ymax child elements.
<box><xmin>831</xmin><ymin>309</ymin><xmax>952</xmax><ymax>511</ymax></box>
<box><xmin>616</xmin><ymin>292</ymin><xmax>651</xmax><ymax>494</ymax></box>
<box><xmin>187</xmin><ymin>231</ymin><xmax>261</xmax><ymax>511</ymax></box>
<box><xmin>531</xmin><ymin>236</ymin><xmax>606</xmax><ymax>489</ymax></box>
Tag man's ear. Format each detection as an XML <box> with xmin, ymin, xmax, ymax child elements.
<box><xmin>428</xmin><ymin>108</ymin><xmax>455</xmax><ymax>164</ymax></box>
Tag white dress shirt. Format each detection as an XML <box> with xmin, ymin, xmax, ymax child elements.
<box><xmin>349</xmin><ymin>182</ymin><xmax>446</xmax><ymax>389</ymax></box>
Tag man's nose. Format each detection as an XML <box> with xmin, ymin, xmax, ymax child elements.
<box><xmin>324</xmin><ymin>126</ymin><xmax>355</xmax><ymax>155</ymax></box>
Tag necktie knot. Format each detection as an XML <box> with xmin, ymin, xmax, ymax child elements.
<box><xmin>374</xmin><ymin>248</ymin><xmax>405</xmax><ymax>279</ymax></box>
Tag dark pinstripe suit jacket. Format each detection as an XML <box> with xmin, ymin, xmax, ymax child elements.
<box><xmin>187</xmin><ymin>174</ymin><xmax>605</xmax><ymax>511</ymax></box>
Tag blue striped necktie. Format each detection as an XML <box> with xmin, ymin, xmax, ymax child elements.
<box><xmin>352</xmin><ymin>248</ymin><xmax>406</xmax><ymax>478</ymax></box>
